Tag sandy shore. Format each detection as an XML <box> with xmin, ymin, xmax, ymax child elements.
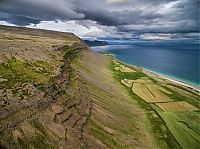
<box><xmin>103</xmin><ymin>53</ymin><xmax>200</xmax><ymax>93</ymax></box>
<box><xmin>143</xmin><ymin>68</ymin><xmax>200</xmax><ymax>92</ymax></box>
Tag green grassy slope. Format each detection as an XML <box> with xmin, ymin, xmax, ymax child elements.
<box><xmin>72</xmin><ymin>51</ymin><xmax>166</xmax><ymax>148</ymax></box>
<box><xmin>0</xmin><ymin>25</ymin><xmax>161</xmax><ymax>149</ymax></box>
<box><xmin>1</xmin><ymin>25</ymin><xmax>198</xmax><ymax>149</ymax></box>
<box><xmin>0</xmin><ymin>25</ymin><xmax>90</xmax><ymax>148</ymax></box>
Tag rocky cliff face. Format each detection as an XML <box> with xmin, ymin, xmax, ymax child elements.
<box><xmin>0</xmin><ymin>25</ymin><xmax>92</xmax><ymax>148</ymax></box>
<box><xmin>0</xmin><ymin>25</ymin><xmax>160</xmax><ymax>149</ymax></box>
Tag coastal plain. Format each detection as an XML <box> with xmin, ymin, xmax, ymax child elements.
<box><xmin>113</xmin><ymin>59</ymin><xmax>200</xmax><ymax>149</ymax></box>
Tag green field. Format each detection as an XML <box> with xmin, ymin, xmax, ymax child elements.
<box><xmin>112</xmin><ymin>57</ymin><xmax>200</xmax><ymax>149</ymax></box>
<box><xmin>159</xmin><ymin>112</ymin><xmax>200</xmax><ymax>149</ymax></box>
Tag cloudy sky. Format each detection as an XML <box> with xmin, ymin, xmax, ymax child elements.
<box><xmin>0</xmin><ymin>0</ymin><xmax>199</xmax><ymax>40</ymax></box>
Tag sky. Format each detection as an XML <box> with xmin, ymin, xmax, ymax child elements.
<box><xmin>0</xmin><ymin>0</ymin><xmax>199</xmax><ymax>40</ymax></box>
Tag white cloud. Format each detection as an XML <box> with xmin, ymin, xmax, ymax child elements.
<box><xmin>139</xmin><ymin>33</ymin><xmax>172</xmax><ymax>40</ymax></box>
<box><xmin>0</xmin><ymin>21</ymin><xmax>16</xmax><ymax>26</ymax></box>
<box><xmin>26</xmin><ymin>20</ymin><xmax>118</xmax><ymax>38</ymax></box>
<box><xmin>0</xmin><ymin>0</ymin><xmax>198</xmax><ymax>40</ymax></box>
<box><xmin>139</xmin><ymin>33</ymin><xmax>200</xmax><ymax>40</ymax></box>
<box><xmin>158</xmin><ymin>1</ymin><xmax>180</xmax><ymax>14</ymax></box>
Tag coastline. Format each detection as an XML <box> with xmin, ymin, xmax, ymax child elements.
<box><xmin>142</xmin><ymin>68</ymin><xmax>200</xmax><ymax>92</ymax></box>
<box><xmin>101</xmin><ymin>52</ymin><xmax>200</xmax><ymax>93</ymax></box>
<box><xmin>101</xmin><ymin>51</ymin><xmax>200</xmax><ymax>149</ymax></box>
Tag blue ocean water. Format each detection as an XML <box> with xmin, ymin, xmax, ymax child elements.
<box><xmin>92</xmin><ymin>40</ymin><xmax>200</xmax><ymax>87</ymax></box>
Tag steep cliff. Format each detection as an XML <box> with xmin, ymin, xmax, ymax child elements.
<box><xmin>0</xmin><ymin>25</ymin><xmax>159</xmax><ymax>148</ymax></box>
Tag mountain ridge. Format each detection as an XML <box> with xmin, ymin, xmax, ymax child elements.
<box><xmin>0</xmin><ymin>25</ymin><xmax>162</xmax><ymax>148</ymax></box>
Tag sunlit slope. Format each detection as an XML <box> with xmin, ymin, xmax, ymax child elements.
<box><xmin>0</xmin><ymin>25</ymin><xmax>160</xmax><ymax>148</ymax></box>
<box><xmin>0</xmin><ymin>25</ymin><xmax>94</xmax><ymax>148</ymax></box>
<box><xmin>72</xmin><ymin>50</ymin><xmax>162</xmax><ymax>148</ymax></box>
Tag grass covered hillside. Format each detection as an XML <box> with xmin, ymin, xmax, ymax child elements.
<box><xmin>0</xmin><ymin>25</ymin><xmax>159</xmax><ymax>149</ymax></box>
<box><xmin>0</xmin><ymin>25</ymin><xmax>91</xmax><ymax>148</ymax></box>
<box><xmin>0</xmin><ymin>25</ymin><xmax>199</xmax><ymax>149</ymax></box>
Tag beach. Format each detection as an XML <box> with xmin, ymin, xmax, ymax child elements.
<box><xmin>93</xmin><ymin>41</ymin><xmax>200</xmax><ymax>89</ymax></box>
<box><xmin>109</xmin><ymin>53</ymin><xmax>200</xmax><ymax>93</ymax></box>
<box><xmin>142</xmin><ymin>68</ymin><xmax>200</xmax><ymax>93</ymax></box>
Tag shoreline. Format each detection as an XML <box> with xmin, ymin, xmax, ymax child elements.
<box><xmin>102</xmin><ymin>52</ymin><xmax>200</xmax><ymax>93</ymax></box>
<box><xmin>142</xmin><ymin>68</ymin><xmax>200</xmax><ymax>92</ymax></box>
<box><xmin>103</xmin><ymin>51</ymin><xmax>200</xmax><ymax>149</ymax></box>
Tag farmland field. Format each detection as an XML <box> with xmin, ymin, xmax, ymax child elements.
<box><xmin>132</xmin><ymin>83</ymin><xmax>172</xmax><ymax>103</ymax></box>
<box><xmin>119</xmin><ymin>65</ymin><xmax>136</xmax><ymax>72</ymax></box>
<box><xmin>112</xmin><ymin>59</ymin><xmax>200</xmax><ymax>149</ymax></box>
<box><xmin>146</xmin><ymin>84</ymin><xmax>172</xmax><ymax>101</ymax></box>
<box><xmin>121</xmin><ymin>79</ymin><xmax>133</xmax><ymax>88</ymax></box>
<box><xmin>156</xmin><ymin>101</ymin><xmax>199</xmax><ymax>112</ymax></box>
<box><xmin>156</xmin><ymin>85</ymin><xmax>173</xmax><ymax>94</ymax></box>
<box><xmin>159</xmin><ymin>112</ymin><xmax>200</xmax><ymax>149</ymax></box>
<box><xmin>133</xmin><ymin>77</ymin><xmax>153</xmax><ymax>84</ymax></box>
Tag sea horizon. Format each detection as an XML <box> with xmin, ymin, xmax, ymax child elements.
<box><xmin>92</xmin><ymin>39</ymin><xmax>200</xmax><ymax>88</ymax></box>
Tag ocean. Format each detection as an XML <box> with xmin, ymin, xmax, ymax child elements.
<box><xmin>92</xmin><ymin>40</ymin><xmax>200</xmax><ymax>87</ymax></box>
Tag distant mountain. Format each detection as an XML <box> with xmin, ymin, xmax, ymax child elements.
<box><xmin>84</xmin><ymin>39</ymin><xmax>108</xmax><ymax>46</ymax></box>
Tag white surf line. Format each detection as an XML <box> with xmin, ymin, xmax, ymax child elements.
<box><xmin>143</xmin><ymin>68</ymin><xmax>200</xmax><ymax>93</ymax></box>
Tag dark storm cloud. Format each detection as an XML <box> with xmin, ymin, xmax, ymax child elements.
<box><xmin>0</xmin><ymin>0</ymin><xmax>199</xmax><ymax>38</ymax></box>
<box><xmin>0</xmin><ymin>0</ymin><xmax>85</xmax><ymax>25</ymax></box>
<box><xmin>74</xmin><ymin>0</ymin><xmax>166</xmax><ymax>26</ymax></box>
<box><xmin>0</xmin><ymin>12</ymin><xmax>40</xmax><ymax>26</ymax></box>
<box><xmin>76</xmin><ymin>8</ymin><xmax>162</xmax><ymax>26</ymax></box>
